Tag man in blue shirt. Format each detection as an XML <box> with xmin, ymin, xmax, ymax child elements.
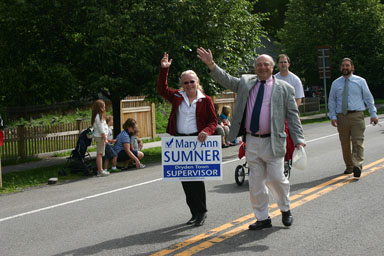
<box><xmin>328</xmin><ymin>58</ymin><xmax>378</xmax><ymax>177</ymax></box>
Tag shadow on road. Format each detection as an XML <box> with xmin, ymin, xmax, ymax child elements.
<box><xmin>209</xmin><ymin>182</ymin><xmax>249</xmax><ymax>194</ymax></box>
<box><xmin>52</xmin><ymin>221</ymin><xmax>286</xmax><ymax>256</ymax></box>
<box><xmin>290</xmin><ymin>174</ymin><xmax>341</xmax><ymax>193</ymax></box>
<box><xmin>52</xmin><ymin>224</ymin><xmax>193</xmax><ymax>256</ymax></box>
<box><xmin>194</xmin><ymin>226</ymin><xmax>287</xmax><ymax>256</ymax></box>
<box><xmin>210</xmin><ymin>173</ymin><xmax>343</xmax><ymax>195</ymax></box>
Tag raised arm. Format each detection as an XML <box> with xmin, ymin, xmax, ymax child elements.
<box><xmin>158</xmin><ymin>52</ymin><xmax>178</xmax><ymax>102</ymax></box>
<box><xmin>197</xmin><ymin>47</ymin><xmax>216</xmax><ymax>70</ymax></box>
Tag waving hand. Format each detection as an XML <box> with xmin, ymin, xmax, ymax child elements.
<box><xmin>161</xmin><ymin>52</ymin><xmax>173</xmax><ymax>68</ymax></box>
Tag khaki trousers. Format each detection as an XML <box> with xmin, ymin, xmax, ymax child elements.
<box><xmin>336</xmin><ymin>111</ymin><xmax>366</xmax><ymax>170</ymax></box>
<box><xmin>245</xmin><ymin>134</ymin><xmax>290</xmax><ymax>221</ymax></box>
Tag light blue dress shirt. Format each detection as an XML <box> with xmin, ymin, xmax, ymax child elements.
<box><xmin>328</xmin><ymin>74</ymin><xmax>377</xmax><ymax>120</ymax></box>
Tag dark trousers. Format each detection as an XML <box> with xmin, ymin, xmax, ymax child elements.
<box><xmin>181</xmin><ymin>181</ymin><xmax>207</xmax><ymax>216</ymax></box>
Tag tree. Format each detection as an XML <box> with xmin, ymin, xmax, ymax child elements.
<box><xmin>277</xmin><ymin>0</ymin><xmax>384</xmax><ymax>96</ymax></box>
<box><xmin>250</xmin><ymin>0</ymin><xmax>289</xmax><ymax>37</ymax></box>
<box><xmin>1</xmin><ymin>0</ymin><xmax>267</xmax><ymax>134</ymax></box>
<box><xmin>0</xmin><ymin>0</ymin><xmax>83</xmax><ymax>108</ymax></box>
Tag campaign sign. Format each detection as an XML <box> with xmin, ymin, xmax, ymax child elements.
<box><xmin>162</xmin><ymin>136</ymin><xmax>222</xmax><ymax>181</ymax></box>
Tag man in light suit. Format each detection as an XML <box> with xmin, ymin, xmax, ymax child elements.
<box><xmin>197</xmin><ymin>47</ymin><xmax>305</xmax><ymax>230</ymax></box>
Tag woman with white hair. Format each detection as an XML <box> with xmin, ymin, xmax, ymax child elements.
<box><xmin>157</xmin><ymin>52</ymin><xmax>217</xmax><ymax>227</ymax></box>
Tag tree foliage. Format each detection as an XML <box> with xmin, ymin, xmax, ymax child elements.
<box><xmin>250</xmin><ymin>0</ymin><xmax>289</xmax><ymax>37</ymax></box>
<box><xmin>277</xmin><ymin>0</ymin><xmax>384</xmax><ymax>96</ymax></box>
<box><xmin>0</xmin><ymin>0</ymin><xmax>266</xmax><ymax>132</ymax></box>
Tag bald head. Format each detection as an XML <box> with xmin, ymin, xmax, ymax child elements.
<box><xmin>254</xmin><ymin>54</ymin><xmax>275</xmax><ymax>81</ymax></box>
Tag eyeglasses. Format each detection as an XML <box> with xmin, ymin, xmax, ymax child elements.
<box><xmin>183</xmin><ymin>80</ymin><xmax>196</xmax><ymax>85</ymax></box>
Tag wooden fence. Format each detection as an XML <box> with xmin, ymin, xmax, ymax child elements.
<box><xmin>0</xmin><ymin>94</ymin><xmax>319</xmax><ymax>160</ymax></box>
<box><xmin>120</xmin><ymin>96</ymin><xmax>156</xmax><ymax>139</ymax></box>
<box><xmin>1</xmin><ymin>120</ymin><xmax>90</xmax><ymax>160</ymax></box>
<box><xmin>299</xmin><ymin>97</ymin><xmax>320</xmax><ymax>113</ymax></box>
<box><xmin>213</xmin><ymin>92</ymin><xmax>236</xmax><ymax>116</ymax></box>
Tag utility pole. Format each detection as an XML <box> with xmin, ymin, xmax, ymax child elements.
<box><xmin>317</xmin><ymin>46</ymin><xmax>331</xmax><ymax>118</ymax></box>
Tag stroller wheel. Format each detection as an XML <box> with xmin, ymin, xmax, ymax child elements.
<box><xmin>235</xmin><ymin>165</ymin><xmax>246</xmax><ymax>186</ymax></box>
<box><xmin>284</xmin><ymin>160</ymin><xmax>292</xmax><ymax>179</ymax></box>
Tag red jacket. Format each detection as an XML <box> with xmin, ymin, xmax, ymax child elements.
<box><xmin>157</xmin><ymin>67</ymin><xmax>217</xmax><ymax>136</ymax></box>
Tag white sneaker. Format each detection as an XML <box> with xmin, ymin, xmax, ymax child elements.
<box><xmin>97</xmin><ymin>170</ymin><xmax>110</xmax><ymax>177</ymax></box>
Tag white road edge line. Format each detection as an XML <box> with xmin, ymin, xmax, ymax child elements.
<box><xmin>0</xmin><ymin>158</ymin><xmax>242</xmax><ymax>223</ymax></box>
<box><xmin>0</xmin><ymin>123</ymin><xmax>378</xmax><ymax>223</ymax></box>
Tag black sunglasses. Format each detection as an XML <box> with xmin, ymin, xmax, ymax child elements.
<box><xmin>183</xmin><ymin>80</ymin><xmax>196</xmax><ymax>85</ymax></box>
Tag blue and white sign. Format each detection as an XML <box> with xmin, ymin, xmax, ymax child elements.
<box><xmin>161</xmin><ymin>136</ymin><xmax>222</xmax><ymax>181</ymax></box>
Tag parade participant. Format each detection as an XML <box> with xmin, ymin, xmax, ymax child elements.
<box><xmin>197</xmin><ymin>47</ymin><xmax>305</xmax><ymax>230</ymax></box>
<box><xmin>158</xmin><ymin>52</ymin><xmax>217</xmax><ymax>226</ymax></box>
<box><xmin>328</xmin><ymin>58</ymin><xmax>378</xmax><ymax>177</ymax></box>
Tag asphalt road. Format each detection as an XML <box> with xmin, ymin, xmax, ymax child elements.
<box><xmin>1</xmin><ymin>115</ymin><xmax>383</xmax><ymax>256</ymax></box>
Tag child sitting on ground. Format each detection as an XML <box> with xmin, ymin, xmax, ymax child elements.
<box><xmin>214</xmin><ymin>104</ymin><xmax>230</xmax><ymax>148</ymax></box>
<box><xmin>103</xmin><ymin>115</ymin><xmax>120</xmax><ymax>172</ymax></box>
<box><xmin>220</xmin><ymin>105</ymin><xmax>240</xmax><ymax>145</ymax></box>
<box><xmin>220</xmin><ymin>105</ymin><xmax>231</xmax><ymax>127</ymax></box>
<box><xmin>130</xmin><ymin>126</ymin><xmax>145</xmax><ymax>168</ymax></box>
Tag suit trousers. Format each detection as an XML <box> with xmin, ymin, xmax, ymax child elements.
<box><xmin>336</xmin><ymin>111</ymin><xmax>366</xmax><ymax>170</ymax></box>
<box><xmin>245</xmin><ymin>134</ymin><xmax>290</xmax><ymax>221</ymax></box>
<box><xmin>181</xmin><ymin>181</ymin><xmax>207</xmax><ymax>216</ymax></box>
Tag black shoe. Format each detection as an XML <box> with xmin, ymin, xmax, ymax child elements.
<box><xmin>353</xmin><ymin>166</ymin><xmax>361</xmax><ymax>177</ymax></box>
<box><xmin>282</xmin><ymin>210</ymin><xmax>293</xmax><ymax>226</ymax></box>
<box><xmin>344</xmin><ymin>169</ymin><xmax>353</xmax><ymax>174</ymax></box>
<box><xmin>194</xmin><ymin>213</ymin><xmax>207</xmax><ymax>226</ymax></box>
<box><xmin>249</xmin><ymin>217</ymin><xmax>272</xmax><ymax>230</ymax></box>
<box><xmin>186</xmin><ymin>215</ymin><xmax>197</xmax><ymax>225</ymax></box>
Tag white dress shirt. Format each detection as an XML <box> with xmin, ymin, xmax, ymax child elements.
<box><xmin>176</xmin><ymin>90</ymin><xmax>206</xmax><ymax>134</ymax></box>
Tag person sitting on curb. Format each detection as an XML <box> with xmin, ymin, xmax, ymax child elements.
<box><xmin>130</xmin><ymin>126</ymin><xmax>145</xmax><ymax>168</ymax></box>
<box><xmin>214</xmin><ymin>104</ymin><xmax>230</xmax><ymax>148</ymax></box>
<box><xmin>114</xmin><ymin>118</ymin><xmax>145</xmax><ymax>169</ymax></box>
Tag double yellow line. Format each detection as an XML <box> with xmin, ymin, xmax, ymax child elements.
<box><xmin>152</xmin><ymin>158</ymin><xmax>384</xmax><ymax>256</ymax></box>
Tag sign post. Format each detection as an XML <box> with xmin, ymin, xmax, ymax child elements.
<box><xmin>317</xmin><ymin>46</ymin><xmax>331</xmax><ymax>118</ymax></box>
<box><xmin>161</xmin><ymin>136</ymin><xmax>222</xmax><ymax>181</ymax></box>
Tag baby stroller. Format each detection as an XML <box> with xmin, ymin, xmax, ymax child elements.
<box><xmin>59</xmin><ymin>127</ymin><xmax>96</xmax><ymax>176</ymax></box>
<box><xmin>234</xmin><ymin>142</ymin><xmax>292</xmax><ymax>186</ymax></box>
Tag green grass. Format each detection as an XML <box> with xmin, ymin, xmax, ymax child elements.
<box><xmin>0</xmin><ymin>164</ymin><xmax>82</xmax><ymax>194</ymax></box>
<box><xmin>141</xmin><ymin>147</ymin><xmax>162</xmax><ymax>164</ymax></box>
<box><xmin>155</xmin><ymin>103</ymin><xmax>171</xmax><ymax>134</ymax></box>
<box><xmin>142</xmin><ymin>137</ymin><xmax>161</xmax><ymax>143</ymax></box>
<box><xmin>0</xmin><ymin>146</ymin><xmax>162</xmax><ymax>195</ymax></box>
<box><xmin>1</xmin><ymin>156</ymin><xmax>42</xmax><ymax>167</ymax></box>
